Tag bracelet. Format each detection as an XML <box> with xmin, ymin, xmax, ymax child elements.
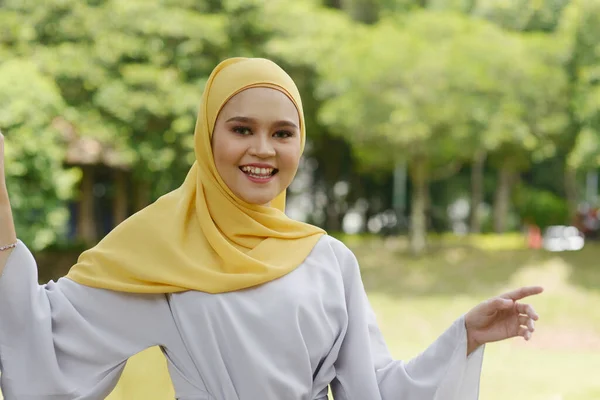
<box><xmin>0</xmin><ymin>241</ymin><xmax>17</xmax><ymax>251</ymax></box>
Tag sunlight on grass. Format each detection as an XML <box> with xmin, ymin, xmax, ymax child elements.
<box><xmin>105</xmin><ymin>347</ymin><xmax>174</xmax><ymax>400</ymax></box>
<box><xmin>349</xmin><ymin>235</ymin><xmax>600</xmax><ymax>400</ymax></box>
<box><xmin>436</xmin><ymin>232</ymin><xmax>529</xmax><ymax>251</ymax></box>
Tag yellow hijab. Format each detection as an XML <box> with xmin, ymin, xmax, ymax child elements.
<box><xmin>67</xmin><ymin>57</ymin><xmax>325</xmax><ymax>293</ymax></box>
<box><xmin>66</xmin><ymin>57</ymin><xmax>325</xmax><ymax>398</ymax></box>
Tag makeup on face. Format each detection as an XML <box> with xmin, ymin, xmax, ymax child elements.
<box><xmin>211</xmin><ymin>87</ymin><xmax>302</xmax><ymax>206</ymax></box>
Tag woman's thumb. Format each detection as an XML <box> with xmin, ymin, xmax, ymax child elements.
<box><xmin>498</xmin><ymin>298</ymin><xmax>514</xmax><ymax>309</ymax></box>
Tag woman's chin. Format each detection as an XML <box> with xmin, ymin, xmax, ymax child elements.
<box><xmin>237</xmin><ymin>192</ymin><xmax>277</xmax><ymax>207</ymax></box>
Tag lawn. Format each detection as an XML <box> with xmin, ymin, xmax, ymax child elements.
<box><xmin>2</xmin><ymin>234</ymin><xmax>598</xmax><ymax>399</ymax></box>
<box><xmin>346</xmin><ymin>234</ymin><xmax>600</xmax><ymax>400</ymax></box>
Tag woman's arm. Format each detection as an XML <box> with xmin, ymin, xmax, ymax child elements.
<box><xmin>0</xmin><ymin>132</ymin><xmax>182</xmax><ymax>398</ymax></box>
<box><xmin>329</xmin><ymin>239</ymin><xmax>541</xmax><ymax>400</ymax></box>
<box><xmin>0</xmin><ymin>241</ymin><xmax>179</xmax><ymax>399</ymax></box>
<box><xmin>0</xmin><ymin>131</ymin><xmax>17</xmax><ymax>274</ymax></box>
<box><xmin>329</xmin><ymin>241</ymin><xmax>485</xmax><ymax>400</ymax></box>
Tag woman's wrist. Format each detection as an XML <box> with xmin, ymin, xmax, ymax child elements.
<box><xmin>466</xmin><ymin>335</ymin><xmax>481</xmax><ymax>356</ymax></box>
<box><xmin>465</xmin><ymin>314</ymin><xmax>482</xmax><ymax>356</ymax></box>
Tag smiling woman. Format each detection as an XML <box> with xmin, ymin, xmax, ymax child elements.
<box><xmin>0</xmin><ymin>58</ymin><xmax>542</xmax><ymax>400</ymax></box>
<box><xmin>212</xmin><ymin>87</ymin><xmax>302</xmax><ymax>206</ymax></box>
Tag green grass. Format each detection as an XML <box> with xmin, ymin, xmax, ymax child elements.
<box><xmin>349</xmin><ymin>234</ymin><xmax>600</xmax><ymax>400</ymax></box>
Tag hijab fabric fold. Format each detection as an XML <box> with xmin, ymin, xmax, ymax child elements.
<box><xmin>64</xmin><ymin>58</ymin><xmax>325</xmax><ymax>398</ymax></box>
<box><xmin>67</xmin><ymin>57</ymin><xmax>325</xmax><ymax>293</ymax></box>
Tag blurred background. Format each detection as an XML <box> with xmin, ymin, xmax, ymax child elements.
<box><xmin>0</xmin><ymin>0</ymin><xmax>599</xmax><ymax>399</ymax></box>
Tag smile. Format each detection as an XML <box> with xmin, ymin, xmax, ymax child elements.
<box><xmin>239</xmin><ymin>166</ymin><xmax>278</xmax><ymax>183</ymax></box>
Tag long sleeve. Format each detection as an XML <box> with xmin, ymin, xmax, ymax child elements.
<box><xmin>0</xmin><ymin>240</ymin><xmax>180</xmax><ymax>399</ymax></box>
<box><xmin>330</xmin><ymin>243</ymin><xmax>485</xmax><ymax>400</ymax></box>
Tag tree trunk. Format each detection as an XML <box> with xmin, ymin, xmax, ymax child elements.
<box><xmin>134</xmin><ymin>179</ymin><xmax>151</xmax><ymax>212</ymax></box>
<box><xmin>469</xmin><ymin>150</ymin><xmax>486</xmax><ymax>233</ymax></box>
<box><xmin>326</xmin><ymin>199</ymin><xmax>341</xmax><ymax>232</ymax></box>
<box><xmin>409</xmin><ymin>157</ymin><xmax>428</xmax><ymax>254</ymax></box>
<box><xmin>77</xmin><ymin>166</ymin><xmax>97</xmax><ymax>244</ymax></box>
<box><xmin>392</xmin><ymin>161</ymin><xmax>407</xmax><ymax>233</ymax></box>
<box><xmin>315</xmin><ymin>135</ymin><xmax>349</xmax><ymax>232</ymax></box>
<box><xmin>493</xmin><ymin>164</ymin><xmax>516</xmax><ymax>233</ymax></box>
<box><xmin>565</xmin><ymin>165</ymin><xmax>578</xmax><ymax>221</ymax></box>
<box><xmin>113</xmin><ymin>169</ymin><xmax>128</xmax><ymax>227</ymax></box>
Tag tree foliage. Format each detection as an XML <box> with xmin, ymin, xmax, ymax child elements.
<box><xmin>0</xmin><ymin>59</ymin><xmax>78</xmax><ymax>249</ymax></box>
<box><xmin>0</xmin><ymin>0</ymin><xmax>599</xmax><ymax>251</ymax></box>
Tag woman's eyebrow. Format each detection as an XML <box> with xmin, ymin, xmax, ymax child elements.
<box><xmin>226</xmin><ymin>116</ymin><xmax>299</xmax><ymax>129</ymax></box>
<box><xmin>274</xmin><ymin>120</ymin><xmax>299</xmax><ymax>129</ymax></box>
<box><xmin>226</xmin><ymin>116</ymin><xmax>256</xmax><ymax>124</ymax></box>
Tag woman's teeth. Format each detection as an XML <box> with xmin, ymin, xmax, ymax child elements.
<box><xmin>241</xmin><ymin>166</ymin><xmax>275</xmax><ymax>177</ymax></box>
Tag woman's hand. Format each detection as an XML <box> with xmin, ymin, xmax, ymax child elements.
<box><xmin>465</xmin><ymin>286</ymin><xmax>544</xmax><ymax>355</ymax></box>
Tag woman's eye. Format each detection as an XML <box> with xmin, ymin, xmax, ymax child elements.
<box><xmin>232</xmin><ymin>126</ymin><xmax>252</xmax><ymax>135</ymax></box>
<box><xmin>274</xmin><ymin>130</ymin><xmax>294</xmax><ymax>139</ymax></box>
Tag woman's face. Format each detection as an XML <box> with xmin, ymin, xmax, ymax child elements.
<box><xmin>211</xmin><ymin>87</ymin><xmax>302</xmax><ymax>206</ymax></box>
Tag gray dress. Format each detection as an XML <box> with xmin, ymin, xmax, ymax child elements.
<box><xmin>0</xmin><ymin>235</ymin><xmax>484</xmax><ymax>399</ymax></box>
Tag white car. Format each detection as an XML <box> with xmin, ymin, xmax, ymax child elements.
<box><xmin>543</xmin><ymin>225</ymin><xmax>585</xmax><ymax>252</ymax></box>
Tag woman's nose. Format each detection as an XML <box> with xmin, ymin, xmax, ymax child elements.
<box><xmin>249</xmin><ymin>134</ymin><xmax>276</xmax><ymax>158</ymax></box>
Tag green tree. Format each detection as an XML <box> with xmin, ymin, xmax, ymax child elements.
<box><xmin>560</xmin><ymin>0</ymin><xmax>600</xmax><ymax>209</ymax></box>
<box><xmin>0</xmin><ymin>60</ymin><xmax>78</xmax><ymax>250</ymax></box>
<box><xmin>317</xmin><ymin>11</ymin><xmax>517</xmax><ymax>251</ymax></box>
<box><xmin>466</xmin><ymin>0</ymin><xmax>600</xmax><ymax>221</ymax></box>
<box><xmin>470</xmin><ymin>0</ymin><xmax>570</xmax><ymax>32</ymax></box>
<box><xmin>481</xmin><ymin>34</ymin><xmax>568</xmax><ymax>233</ymax></box>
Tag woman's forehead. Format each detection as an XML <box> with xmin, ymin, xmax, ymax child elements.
<box><xmin>218</xmin><ymin>87</ymin><xmax>300</xmax><ymax>122</ymax></box>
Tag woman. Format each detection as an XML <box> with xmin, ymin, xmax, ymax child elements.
<box><xmin>0</xmin><ymin>57</ymin><xmax>542</xmax><ymax>399</ymax></box>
